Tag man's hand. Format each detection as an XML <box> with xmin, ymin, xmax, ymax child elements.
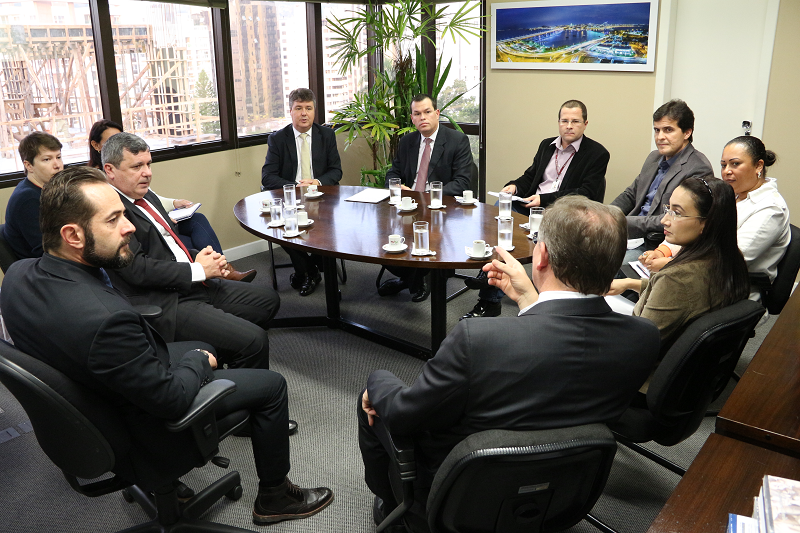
<box><xmin>195</xmin><ymin>246</ymin><xmax>227</xmax><ymax>279</ymax></box>
<box><xmin>606</xmin><ymin>278</ymin><xmax>642</xmax><ymax>296</ymax></box>
<box><xmin>298</xmin><ymin>179</ymin><xmax>320</xmax><ymax>186</ymax></box>
<box><xmin>483</xmin><ymin>247</ymin><xmax>538</xmax><ymax>309</ymax></box>
<box><xmin>639</xmin><ymin>249</ymin><xmax>670</xmax><ymax>272</ymax></box>
<box><xmin>523</xmin><ymin>195</ymin><xmax>541</xmax><ymax>208</ymax></box>
<box><xmin>195</xmin><ymin>349</ymin><xmax>217</xmax><ymax>369</ymax></box>
<box><xmin>172</xmin><ymin>199</ymin><xmax>194</xmax><ymax>209</ymax></box>
<box><xmin>361</xmin><ymin>389</ymin><xmax>378</xmax><ymax>426</ymax></box>
<box><xmin>501</xmin><ymin>184</ymin><xmax>517</xmax><ymax>195</ymax></box>
<box><xmin>400</xmin><ymin>184</ymin><xmax>412</xmax><ymax>190</ymax></box>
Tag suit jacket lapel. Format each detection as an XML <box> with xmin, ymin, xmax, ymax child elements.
<box><xmin>311</xmin><ymin>124</ymin><xmax>323</xmax><ymax>178</ymax></box>
<box><xmin>427</xmin><ymin>127</ymin><xmax>446</xmax><ymax>178</ymax></box>
<box><xmin>536</xmin><ymin>141</ymin><xmax>558</xmax><ymax>186</ymax></box>
<box><xmin>284</xmin><ymin>124</ymin><xmax>299</xmax><ymax>178</ymax></box>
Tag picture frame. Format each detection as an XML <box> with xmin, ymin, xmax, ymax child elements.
<box><xmin>491</xmin><ymin>0</ymin><xmax>659</xmax><ymax>72</ymax></box>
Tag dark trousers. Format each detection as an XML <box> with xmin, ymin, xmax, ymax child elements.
<box><xmin>168</xmin><ymin>342</ymin><xmax>290</xmax><ymax>486</ymax></box>
<box><xmin>357</xmin><ymin>392</ymin><xmax>430</xmax><ymax>532</ymax></box>
<box><xmin>174</xmin><ymin>279</ymin><xmax>280</xmax><ymax>370</ymax></box>
<box><xmin>385</xmin><ymin>266</ymin><xmax>428</xmax><ymax>293</ymax></box>
<box><xmin>177</xmin><ymin>213</ymin><xmax>223</xmax><ymax>253</ymax></box>
<box><xmin>285</xmin><ymin>248</ymin><xmax>322</xmax><ymax>277</ymax></box>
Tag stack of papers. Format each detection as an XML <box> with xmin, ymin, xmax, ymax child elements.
<box><xmin>170</xmin><ymin>203</ymin><xmax>201</xmax><ymax>222</ymax></box>
<box><xmin>345</xmin><ymin>189</ymin><xmax>391</xmax><ymax>203</ymax></box>
<box><xmin>729</xmin><ymin>475</ymin><xmax>800</xmax><ymax>532</ymax></box>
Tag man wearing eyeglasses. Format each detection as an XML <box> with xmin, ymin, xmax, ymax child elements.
<box><xmin>499</xmin><ymin>99</ymin><xmax>609</xmax><ymax>211</ymax></box>
<box><xmin>462</xmin><ymin>100</ymin><xmax>609</xmax><ymax>320</ymax></box>
<box><xmin>610</xmin><ymin>99</ymin><xmax>713</xmax><ymax>262</ymax></box>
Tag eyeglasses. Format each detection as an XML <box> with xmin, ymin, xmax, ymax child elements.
<box><xmin>559</xmin><ymin>119</ymin><xmax>584</xmax><ymax>126</ymax></box>
<box><xmin>663</xmin><ymin>205</ymin><xmax>706</xmax><ymax>220</ymax></box>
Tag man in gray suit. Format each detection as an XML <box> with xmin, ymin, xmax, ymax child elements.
<box><xmin>358</xmin><ymin>196</ymin><xmax>660</xmax><ymax>531</ymax></box>
<box><xmin>611</xmin><ymin>99</ymin><xmax>713</xmax><ymax>262</ymax></box>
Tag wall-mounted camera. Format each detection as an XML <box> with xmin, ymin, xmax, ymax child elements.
<box><xmin>742</xmin><ymin>121</ymin><xmax>752</xmax><ymax>136</ymax></box>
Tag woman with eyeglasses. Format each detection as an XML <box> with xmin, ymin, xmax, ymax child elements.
<box><xmin>609</xmin><ymin>176</ymin><xmax>749</xmax><ymax>354</ymax></box>
<box><xmin>640</xmin><ymin>137</ymin><xmax>790</xmax><ymax>301</ymax></box>
<box><xmin>87</xmin><ymin>119</ymin><xmax>256</xmax><ymax>282</ymax></box>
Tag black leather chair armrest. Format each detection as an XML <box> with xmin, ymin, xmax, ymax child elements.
<box><xmin>386</xmin><ymin>431</ymin><xmax>416</xmax><ymax>482</ymax></box>
<box><xmin>133</xmin><ymin>305</ymin><xmax>163</xmax><ymax>319</ymax></box>
<box><xmin>748</xmin><ymin>273</ymin><xmax>771</xmax><ymax>289</ymax></box>
<box><xmin>166</xmin><ymin>379</ymin><xmax>237</xmax><ymax>432</ymax></box>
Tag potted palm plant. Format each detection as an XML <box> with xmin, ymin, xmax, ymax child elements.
<box><xmin>326</xmin><ymin>0</ymin><xmax>481</xmax><ymax>187</ymax></box>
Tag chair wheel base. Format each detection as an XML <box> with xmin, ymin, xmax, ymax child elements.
<box><xmin>225</xmin><ymin>485</ymin><xmax>243</xmax><ymax>501</ymax></box>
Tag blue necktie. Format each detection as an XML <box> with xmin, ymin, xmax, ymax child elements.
<box><xmin>638</xmin><ymin>160</ymin><xmax>671</xmax><ymax>216</ymax></box>
<box><xmin>99</xmin><ymin>268</ymin><xmax>114</xmax><ymax>288</ymax></box>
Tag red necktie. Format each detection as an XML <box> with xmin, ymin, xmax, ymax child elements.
<box><xmin>134</xmin><ymin>198</ymin><xmax>193</xmax><ymax>263</ymax></box>
<box><xmin>415</xmin><ymin>137</ymin><xmax>432</xmax><ymax>192</ymax></box>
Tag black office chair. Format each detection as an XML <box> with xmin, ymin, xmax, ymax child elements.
<box><xmin>749</xmin><ymin>223</ymin><xmax>800</xmax><ymax>315</ymax></box>
<box><xmin>0</xmin><ymin>223</ymin><xmax>20</xmax><ymax>273</ymax></box>
<box><xmin>377</xmin><ymin>424</ymin><xmax>618</xmax><ymax>533</ymax></box>
<box><xmin>0</xmin><ymin>340</ymin><xmax>254</xmax><ymax>533</ymax></box>
<box><xmin>609</xmin><ymin>299</ymin><xmax>765</xmax><ymax>476</ymax></box>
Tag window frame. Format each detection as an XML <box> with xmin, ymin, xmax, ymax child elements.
<box><xmin>0</xmin><ymin>0</ymin><xmax>484</xmax><ymax>188</ymax></box>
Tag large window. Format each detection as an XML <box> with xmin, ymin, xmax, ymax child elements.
<box><xmin>437</xmin><ymin>1</ymin><xmax>480</xmax><ymax>125</ymax></box>
<box><xmin>109</xmin><ymin>1</ymin><xmax>221</xmax><ymax>148</ymax></box>
<box><xmin>0</xmin><ymin>0</ymin><xmax>102</xmax><ymax>174</ymax></box>
<box><xmin>230</xmin><ymin>1</ymin><xmax>308</xmax><ymax>137</ymax></box>
<box><xmin>0</xmin><ymin>0</ymin><xmax>482</xmax><ymax>182</ymax></box>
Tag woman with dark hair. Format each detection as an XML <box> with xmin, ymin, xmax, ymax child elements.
<box><xmin>640</xmin><ymin>136</ymin><xmax>789</xmax><ymax>301</ymax></box>
<box><xmin>87</xmin><ymin>119</ymin><xmax>256</xmax><ymax>282</ymax></box>
<box><xmin>610</xmin><ymin>176</ymin><xmax>749</xmax><ymax>354</ymax></box>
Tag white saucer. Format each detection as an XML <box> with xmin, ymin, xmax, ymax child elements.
<box><xmin>298</xmin><ymin>219</ymin><xmax>314</xmax><ymax>228</ymax></box>
<box><xmin>283</xmin><ymin>230</ymin><xmax>304</xmax><ymax>238</ymax></box>
<box><xmin>305</xmin><ymin>192</ymin><xmax>323</xmax><ymax>198</ymax></box>
<box><xmin>285</xmin><ymin>204</ymin><xmax>304</xmax><ymax>210</ymax></box>
<box><xmin>411</xmin><ymin>249</ymin><xmax>436</xmax><ymax>257</ymax></box>
<box><xmin>455</xmin><ymin>197</ymin><xmax>478</xmax><ymax>205</ymax></box>
<box><xmin>261</xmin><ymin>208</ymin><xmax>271</xmax><ymax>214</ymax></box>
<box><xmin>267</xmin><ymin>220</ymin><xmax>284</xmax><ymax>228</ymax></box>
<box><xmin>382</xmin><ymin>243</ymin><xmax>408</xmax><ymax>253</ymax></box>
<box><xmin>427</xmin><ymin>204</ymin><xmax>445</xmax><ymax>209</ymax></box>
<box><xmin>465</xmin><ymin>246</ymin><xmax>493</xmax><ymax>260</ymax></box>
<box><xmin>397</xmin><ymin>204</ymin><xmax>418</xmax><ymax>212</ymax></box>
<box><xmin>519</xmin><ymin>222</ymin><xmax>530</xmax><ymax>230</ymax></box>
<box><xmin>495</xmin><ymin>215</ymin><xmax>514</xmax><ymax>220</ymax></box>
<box><xmin>497</xmin><ymin>245</ymin><xmax>515</xmax><ymax>251</ymax></box>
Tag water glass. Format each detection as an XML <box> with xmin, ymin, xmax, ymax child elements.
<box><xmin>269</xmin><ymin>198</ymin><xmax>283</xmax><ymax>223</ymax></box>
<box><xmin>529</xmin><ymin>207</ymin><xmax>544</xmax><ymax>240</ymax></box>
<box><xmin>499</xmin><ymin>192</ymin><xmax>512</xmax><ymax>218</ymax></box>
<box><xmin>413</xmin><ymin>221</ymin><xmax>430</xmax><ymax>253</ymax></box>
<box><xmin>498</xmin><ymin>217</ymin><xmax>513</xmax><ymax>249</ymax></box>
<box><xmin>284</xmin><ymin>207</ymin><xmax>298</xmax><ymax>234</ymax></box>
<box><xmin>430</xmin><ymin>181</ymin><xmax>443</xmax><ymax>208</ymax></box>
<box><xmin>388</xmin><ymin>178</ymin><xmax>401</xmax><ymax>205</ymax></box>
<box><xmin>283</xmin><ymin>184</ymin><xmax>297</xmax><ymax>209</ymax></box>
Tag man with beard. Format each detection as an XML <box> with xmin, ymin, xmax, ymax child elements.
<box><xmin>1</xmin><ymin>167</ymin><xmax>334</xmax><ymax>525</ymax></box>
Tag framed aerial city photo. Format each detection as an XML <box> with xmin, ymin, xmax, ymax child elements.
<box><xmin>491</xmin><ymin>0</ymin><xmax>659</xmax><ymax>72</ymax></box>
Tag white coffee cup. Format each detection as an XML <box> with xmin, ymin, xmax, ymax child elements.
<box><xmin>308</xmin><ymin>184</ymin><xmax>318</xmax><ymax>193</ymax></box>
<box><xmin>471</xmin><ymin>239</ymin><xmax>486</xmax><ymax>257</ymax></box>
<box><xmin>401</xmin><ymin>196</ymin><xmax>414</xmax><ymax>209</ymax></box>
<box><xmin>388</xmin><ymin>234</ymin><xmax>405</xmax><ymax>248</ymax></box>
<box><xmin>261</xmin><ymin>198</ymin><xmax>272</xmax><ymax>210</ymax></box>
<box><xmin>296</xmin><ymin>210</ymin><xmax>309</xmax><ymax>225</ymax></box>
<box><xmin>462</xmin><ymin>190</ymin><xmax>474</xmax><ymax>202</ymax></box>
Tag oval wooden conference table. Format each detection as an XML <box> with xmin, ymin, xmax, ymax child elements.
<box><xmin>234</xmin><ymin>185</ymin><xmax>533</xmax><ymax>359</ymax></box>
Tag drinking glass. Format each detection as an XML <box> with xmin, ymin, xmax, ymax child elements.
<box><xmin>498</xmin><ymin>217</ymin><xmax>513</xmax><ymax>249</ymax></box>
<box><xmin>430</xmin><ymin>181</ymin><xmax>443</xmax><ymax>208</ymax></box>
<box><xmin>388</xmin><ymin>178</ymin><xmax>401</xmax><ymax>205</ymax></box>
<box><xmin>413</xmin><ymin>221</ymin><xmax>430</xmax><ymax>253</ymax></box>
<box><xmin>269</xmin><ymin>198</ymin><xmax>283</xmax><ymax>223</ymax></box>
<box><xmin>499</xmin><ymin>192</ymin><xmax>512</xmax><ymax>218</ymax></box>
<box><xmin>284</xmin><ymin>207</ymin><xmax>298</xmax><ymax>234</ymax></box>
<box><xmin>529</xmin><ymin>207</ymin><xmax>544</xmax><ymax>241</ymax></box>
<box><xmin>283</xmin><ymin>184</ymin><xmax>297</xmax><ymax>209</ymax></box>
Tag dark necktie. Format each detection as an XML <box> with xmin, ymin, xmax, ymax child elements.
<box><xmin>133</xmin><ymin>198</ymin><xmax>193</xmax><ymax>262</ymax></box>
<box><xmin>99</xmin><ymin>268</ymin><xmax>114</xmax><ymax>288</ymax></box>
<box><xmin>415</xmin><ymin>138</ymin><xmax>432</xmax><ymax>192</ymax></box>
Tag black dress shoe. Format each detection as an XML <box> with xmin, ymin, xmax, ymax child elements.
<box><xmin>288</xmin><ymin>419</ymin><xmax>298</xmax><ymax>435</ymax></box>
<box><xmin>410</xmin><ymin>279</ymin><xmax>430</xmax><ymax>303</ymax></box>
<box><xmin>378</xmin><ymin>278</ymin><xmax>408</xmax><ymax>296</ymax></box>
<box><xmin>464</xmin><ymin>270</ymin><xmax>490</xmax><ymax>290</ymax></box>
<box><xmin>460</xmin><ymin>298</ymin><xmax>502</xmax><ymax>320</ymax></box>
<box><xmin>289</xmin><ymin>273</ymin><xmax>303</xmax><ymax>290</ymax></box>
<box><xmin>253</xmin><ymin>477</ymin><xmax>333</xmax><ymax>525</ymax></box>
<box><xmin>299</xmin><ymin>273</ymin><xmax>322</xmax><ymax>297</ymax></box>
<box><xmin>373</xmin><ymin>496</ymin><xmax>407</xmax><ymax>531</ymax></box>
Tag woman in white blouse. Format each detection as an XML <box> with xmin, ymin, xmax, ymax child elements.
<box><xmin>641</xmin><ymin>136</ymin><xmax>790</xmax><ymax>301</ymax></box>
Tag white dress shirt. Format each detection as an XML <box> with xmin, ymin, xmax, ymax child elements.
<box><xmin>737</xmin><ymin>177</ymin><xmax>790</xmax><ymax>283</ymax></box>
<box><xmin>518</xmin><ymin>291</ymin><xmax>600</xmax><ymax>316</ymax></box>
<box><xmin>293</xmin><ymin>126</ymin><xmax>313</xmax><ymax>183</ymax></box>
<box><xmin>411</xmin><ymin>125</ymin><xmax>439</xmax><ymax>191</ymax></box>
<box><xmin>113</xmin><ymin>187</ymin><xmax>206</xmax><ymax>282</ymax></box>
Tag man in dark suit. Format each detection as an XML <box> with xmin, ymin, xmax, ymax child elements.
<box><xmin>378</xmin><ymin>94</ymin><xmax>474</xmax><ymax>302</ymax></box>
<box><xmin>1</xmin><ymin>167</ymin><xmax>333</xmax><ymax>525</ymax></box>
<box><xmin>100</xmin><ymin>132</ymin><xmax>280</xmax><ymax>375</ymax></box>
<box><xmin>610</xmin><ymin>99</ymin><xmax>713</xmax><ymax>263</ymax></box>
<box><xmin>359</xmin><ymin>196</ymin><xmax>660</xmax><ymax>532</ymax></box>
<box><xmin>261</xmin><ymin>88</ymin><xmax>342</xmax><ymax>296</ymax></box>
<box><xmin>462</xmin><ymin>99</ymin><xmax>610</xmax><ymax>319</ymax></box>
